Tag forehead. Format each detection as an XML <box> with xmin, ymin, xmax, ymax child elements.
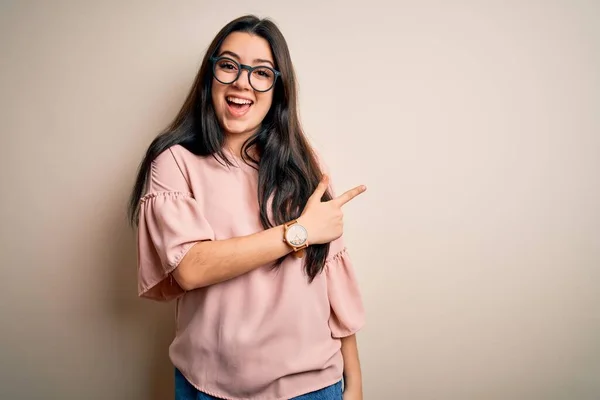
<box><xmin>218</xmin><ymin>32</ymin><xmax>274</xmax><ymax>64</ymax></box>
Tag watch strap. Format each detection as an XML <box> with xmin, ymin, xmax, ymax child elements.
<box><xmin>283</xmin><ymin>219</ymin><xmax>308</xmax><ymax>258</ymax></box>
<box><xmin>284</xmin><ymin>219</ymin><xmax>299</xmax><ymax>228</ymax></box>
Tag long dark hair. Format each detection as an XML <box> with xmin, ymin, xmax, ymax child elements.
<box><xmin>127</xmin><ymin>15</ymin><xmax>332</xmax><ymax>281</ymax></box>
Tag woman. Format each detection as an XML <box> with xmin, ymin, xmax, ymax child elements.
<box><xmin>128</xmin><ymin>15</ymin><xmax>367</xmax><ymax>400</ymax></box>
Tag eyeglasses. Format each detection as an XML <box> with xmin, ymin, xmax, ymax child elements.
<box><xmin>210</xmin><ymin>56</ymin><xmax>281</xmax><ymax>92</ymax></box>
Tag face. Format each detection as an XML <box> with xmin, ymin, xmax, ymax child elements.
<box><xmin>211</xmin><ymin>32</ymin><xmax>276</xmax><ymax>141</ymax></box>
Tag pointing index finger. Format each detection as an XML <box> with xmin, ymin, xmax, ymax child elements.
<box><xmin>334</xmin><ymin>185</ymin><xmax>367</xmax><ymax>206</ymax></box>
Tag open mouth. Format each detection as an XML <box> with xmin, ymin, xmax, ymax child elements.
<box><xmin>226</xmin><ymin>96</ymin><xmax>253</xmax><ymax>116</ymax></box>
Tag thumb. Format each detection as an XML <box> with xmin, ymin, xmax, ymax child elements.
<box><xmin>308</xmin><ymin>174</ymin><xmax>329</xmax><ymax>204</ymax></box>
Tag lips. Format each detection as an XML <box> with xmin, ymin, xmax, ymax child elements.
<box><xmin>227</xmin><ymin>96</ymin><xmax>253</xmax><ymax>105</ymax></box>
<box><xmin>226</xmin><ymin>95</ymin><xmax>253</xmax><ymax>117</ymax></box>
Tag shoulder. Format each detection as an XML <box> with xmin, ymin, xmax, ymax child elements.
<box><xmin>152</xmin><ymin>144</ymin><xmax>209</xmax><ymax>175</ymax></box>
<box><xmin>167</xmin><ymin>144</ymin><xmax>196</xmax><ymax>159</ymax></box>
<box><xmin>151</xmin><ymin>146</ymin><xmax>184</xmax><ymax>180</ymax></box>
<box><xmin>148</xmin><ymin>145</ymin><xmax>199</xmax><ymax>194</ymax></box>
<box><xmin>153</xmin><ymin>144</ymin><xmax>197</xmax><ymax>168</ymax></box>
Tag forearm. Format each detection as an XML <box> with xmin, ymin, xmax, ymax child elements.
<box><xmin>172</xmin><ymin>224</ymin><xmax>293</xmax><ymax>290</ymax></box>
<box><xmin>341</xmin><ymin>334</ymin><xmax>363</xmax><ymax>393</ymax></box>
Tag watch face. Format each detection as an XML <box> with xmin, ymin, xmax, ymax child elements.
<box><xmin>286</xmin><ymin>224</ymin><xmax>308</xmax><ymax>246</ymax></box>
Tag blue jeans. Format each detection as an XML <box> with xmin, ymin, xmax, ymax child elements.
<box><xmin>175</xmin><ymin>369</ymin><xmax>343</xmax><ymax>400</ymax></box>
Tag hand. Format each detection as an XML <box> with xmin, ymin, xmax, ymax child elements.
<box><xmin>343</xmin><ymin>386</ymin><xmax>363</xmax><ymax>400</ymax></box>
<box><xmin>298</xmin><ymin>174</ymin><xmax>366</xmax><ymax>245</ymax></box>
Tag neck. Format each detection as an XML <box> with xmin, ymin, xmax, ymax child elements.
<box><xmin>224</xmin><ymin>130</ymin><xmax>257</xmax><ymax>158</ymax></box>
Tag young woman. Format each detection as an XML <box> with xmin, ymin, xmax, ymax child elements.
<box><xmin>128</xmin><ymin>15</ymin><xmax>367</xmax><ymax>400</ymax></box>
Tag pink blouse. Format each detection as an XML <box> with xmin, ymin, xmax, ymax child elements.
<box><xmin>136</xmin><ymin>145</ymin><xmax>365</xmax><ymax>400</ymax></box>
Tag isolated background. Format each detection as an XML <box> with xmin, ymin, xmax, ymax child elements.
<box><xmin>1</xmin><ymin>1</ymin><xmax>599</xmax><ymax>399</ymax></box>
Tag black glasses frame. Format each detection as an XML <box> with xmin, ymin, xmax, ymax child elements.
<box><xmin>210</xmin><ymin>56</ymin><xmax>281</xmax><ymax>92</ymax></box>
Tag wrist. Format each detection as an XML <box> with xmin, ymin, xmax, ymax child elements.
<box><xmin>278</xmin><ymin>224</ymin><xmax>294</xmax><ymax>254</ymax></box>
<box><xmin>283</xmin><ymin>218</ymin><xmax>309</xmax><ymax>257</ymax></box>
<box><xmin>296</xmin><ymin>216</ymin><xmax>313</xmax><ymax>244</ymax></box>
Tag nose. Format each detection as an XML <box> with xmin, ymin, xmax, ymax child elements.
<box><xmin>232</xmin><ymin>67</ymin><xmax>252</xmax><ymax>90</ymax></box>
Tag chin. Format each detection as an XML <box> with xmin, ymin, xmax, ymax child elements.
<box><xmin>222</xmin><ymin>120</ymin><xmax>259</xmax><ymax>136</ymax></box>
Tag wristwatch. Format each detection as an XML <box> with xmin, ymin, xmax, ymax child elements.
<box><xmin>283</xmin><ymin>219</ymin><xmax>309</xmax><ymax>258</ymax></box>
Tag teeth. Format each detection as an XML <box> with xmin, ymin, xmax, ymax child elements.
<box><xmin>227</xmin><ymin>96</ymin><xmax>252</xmax><ymax>105</ymax></box>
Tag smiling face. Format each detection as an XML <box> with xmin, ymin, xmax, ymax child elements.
<box><xmin>211</xmin><ymin>32</ymin><xmax>276</xmax><ymax>145</ymax></box>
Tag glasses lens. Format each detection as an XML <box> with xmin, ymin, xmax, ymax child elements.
<box><xmin>249</xmin><ymin>66</ymin><xmax>276</xmax><ymax>91</ymax></box>
<box><xmin>213</xmin><ymin>58</ymin><xmax>239</xmax><ymax>84</ymax></box>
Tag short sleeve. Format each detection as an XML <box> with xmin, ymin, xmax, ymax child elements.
<box><xmin>326</xmin><ymin>245</ymin><xmax>366</xmax><ymax>338</ymax></box>
<box><xmin>313</xmin><ymin>148</ymin><xmax>366</xmax><ymax>337</ymax></box>
<box><xmin>136</xmin><ymin>147</ymin><xmax>215</xmax><ymax>301</ymax></box>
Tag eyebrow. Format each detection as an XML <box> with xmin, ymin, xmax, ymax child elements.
<box><xmin>218</xmin><ymin>50</ymin><xmax>275</xmax><ymax>68</ymax></box>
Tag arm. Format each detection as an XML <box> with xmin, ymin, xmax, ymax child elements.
<box><xmin>173</xmin><ymin>224</ymin><xmax>292</xmax><ymax>290</ymax></box>
<box><xmin>141</xmin><ymin>148</ymin><xmax>365</xmax><ymax>296</ymax></box>
<box><xmin>341</xmin><ymin>334</ymin><xmax>363</xmax><ymax>398</ymax></box>
<box><xmin>172</xmin><ymin>174</ymin><xmax>366</xmax><ymax>291</ymax></box>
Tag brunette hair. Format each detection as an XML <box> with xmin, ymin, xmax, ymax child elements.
<box><xmin>128</xmin><ymin>15</ymin><xmax>332</xmax><ymax>281</ymax></box>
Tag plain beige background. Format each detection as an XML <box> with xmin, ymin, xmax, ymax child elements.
<box><xmin>1</xmin><ymin>0</ymin><xmax>599</xmax><ymax>399</ymax></box>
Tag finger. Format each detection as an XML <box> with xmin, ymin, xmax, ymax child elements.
<box><xmin>308</xmin><ymin>174</ymin><xmax>329</xmax><ymax>202</ymax></box>
<box><xmin>334</xmin><ymin>185</ymin><xmax>367</xmax><ymax>206</ymax></box>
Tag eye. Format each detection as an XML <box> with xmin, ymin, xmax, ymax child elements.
<box><xmin>218</xmin><ymin>60</ymin><xmax>238</xmax><ymax>71</ymax></box>
<box><xmin>253</xmin><ymin>67</ymin><xmax>272</xmax><ymax>79</ymax></box>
